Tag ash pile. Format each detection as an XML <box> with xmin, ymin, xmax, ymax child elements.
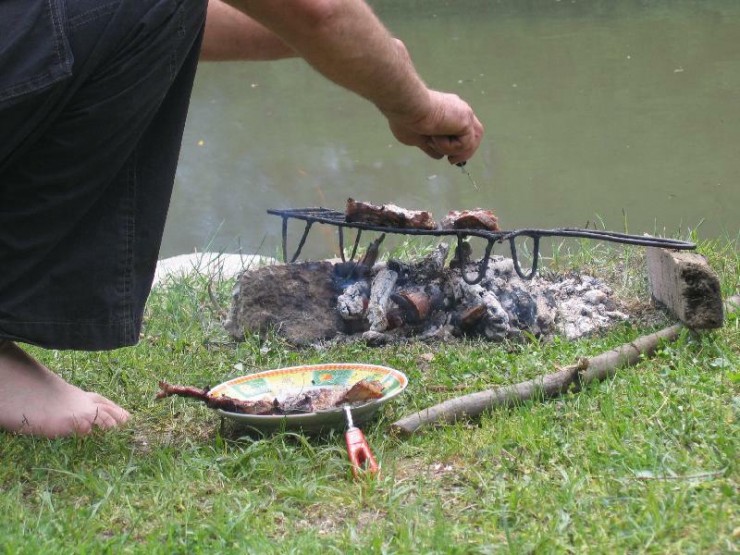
<box><xmin>224</xmin><ymin>240</ymin><xmax>628</xmax><ymax>347</ymax></box>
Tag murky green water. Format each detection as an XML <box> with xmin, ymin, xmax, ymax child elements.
<box><xmin>162</xmin><ymin>1</ymin><xmax>739</xmax><ymax>259</ymax></box>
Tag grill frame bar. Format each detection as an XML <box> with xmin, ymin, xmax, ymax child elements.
<box><xmin>267</xmin><ymin>207</ymin><xmax>696</xmax><ymax>283</ymax></box>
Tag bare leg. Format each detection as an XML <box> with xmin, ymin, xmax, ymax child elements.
<box><xmin>0</xmin><ymin>340</ymin><xmax>130</xmax><ymax>438</ymax></box>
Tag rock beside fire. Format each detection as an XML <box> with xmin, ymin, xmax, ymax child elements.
<box><xmin>224</xmin><ymin>261</ymin><xmax>345</xmax><ymax>346</ymax></box>
<box><xmin>225</xmin><ymin>243</ymin><xmax>628</xmax><ymax>346</ymax></box>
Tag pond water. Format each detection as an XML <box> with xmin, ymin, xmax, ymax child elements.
<box><xmin>162</xmin><ymin>0</ymin><xmax>739</xmax><ymax>260</ymax></box>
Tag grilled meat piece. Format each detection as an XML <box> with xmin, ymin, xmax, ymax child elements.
<box><xmin>338</xmin><ymin>378</ymin><xmax>385</xmax><ymax>404</ymax></box>
<box><xmin>440</xmin><ymin>209</ymin><xmax>500</xmax><ymax>231</ymax></box>
<box><xmin>155</xmin><ymin>381</ymin><xmax>277</xmax><ymax>414</ymax></box>
<box><xmin>346</xmin><ymin>198</ymin><xmax>437</xmax><ymax>230</ymax></box>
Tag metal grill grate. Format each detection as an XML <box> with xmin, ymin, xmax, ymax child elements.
<box><xmin>267</xmin><ymin>207</ymin><xmax>696</xmax><ymax>283</ymax></box>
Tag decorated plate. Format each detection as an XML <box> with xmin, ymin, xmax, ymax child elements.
<box><xmin>209</xmin><ymin>363</ymin><xmax>408</xmax><ymax>432</ymax></box>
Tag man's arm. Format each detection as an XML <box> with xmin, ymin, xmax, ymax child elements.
<box><xmin>223</xmin><ymin>0</ymin><xmax>483</xmax><ymax>164</ymax></box>
<box><xmin>201</xmin><ymin>0</ymin><xmax>296</xmax><ymax>61</ymax></box>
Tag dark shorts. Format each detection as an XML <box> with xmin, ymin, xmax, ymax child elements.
<box><xmin>0</xmin><ymin>0</ymin><xmax>207</xmax><ymax>350</ymax></box>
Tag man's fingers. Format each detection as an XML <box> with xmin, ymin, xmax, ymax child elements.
<box><xmin>427</xmin><ymin>114</ymin><xmax>484</xmax><ymax>163</ymax></box>
<box><xmin>425</xmin><ymin>136</ymin><xmax>471</xmax><ymax>164</ymax></box>
<box><xmin>428</xmin><ymin>134</ymin><xmax>479</xmax><ymax>164</ymax></box>
<box><xmin>423</xmin><ymin>139</ymin><xmax>445</xmax><ymax>159</ymax></box>
<box><xmin>429</xmin><ymin>135</ymin><xmax>463</xmax><ymax>153</ymax></box>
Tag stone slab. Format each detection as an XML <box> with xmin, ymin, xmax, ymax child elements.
<box><xmin>153</xmin><ymin>253</ymin><xmax>277</xmax><ymax>287</ymax></box>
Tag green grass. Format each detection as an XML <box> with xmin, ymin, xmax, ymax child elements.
<box><xmin>1</xmin><ymin>237</ymin><xmax>738</xmax><ymax>554</ymax></box>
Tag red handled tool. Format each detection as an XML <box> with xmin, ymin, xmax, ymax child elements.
<box><xmin>343</xmin><ymin>405</ymin><xmax>379</xmax><ymax>479</ymax></box>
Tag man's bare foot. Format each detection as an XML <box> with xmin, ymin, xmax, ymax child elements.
<box><xmin>0</xmin><ymin>340</ymin><xmax>130</xmax><ymax>438</ymax></box>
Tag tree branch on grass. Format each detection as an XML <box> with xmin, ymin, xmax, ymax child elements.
<box><xmin>391</xmin><ymin>294</ymin><xmax>739</xmax><ymax>436</ymax></box>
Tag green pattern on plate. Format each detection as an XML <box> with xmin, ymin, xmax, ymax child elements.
<box><xmin>234</xmin><ymin>378</ymin><xmax>270</xmax><ymax>397</ymax></box>
<box><xmin>381</xmin><ymin>374</ymin><xmax>402</xmax><ymax>394</ymax></box>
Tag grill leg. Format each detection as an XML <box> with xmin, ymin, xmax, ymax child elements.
<box><xmin>509</xmin><ymin>235</ymin><xmax>540</xmax><ymax>280</ymax></box>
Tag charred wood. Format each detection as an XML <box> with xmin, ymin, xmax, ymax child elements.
<box><xmin>391</xmin><ymin>286</ymin><xmax>445</xmax><ymax>324</ymax></box>
<box><xmin>337</xmin><ymin>280</ymin><xmax>370</xmax><ymax>321</ymax></box>
<box><xmin>406</xmin><ymin>243</ymin><xmax>450</xmax><ymax>282</ymax></box>
<box><xmin>367</xmin><ymin>267</ymin><xmax>399</xmax><ymax>332</ymax></box>
<box><xmin>450</xmin><ymin>241</ymin><xmax>473</xmax><ymax>269</ymax></box>
<box><xmin>360</xmin><ymin>234</ymin><xmax>386</xmax><ymax>268</ymax></box>
<box><xmin>449</xmin><ymin>277</ymin><xmax>510</xmax><ymax>339</ymax></box>
<box><xmin>391</xmin><ymin>289</ymin><xmax>431</xmax><ymax>324</ymax></box>
<box><xmin>454</xmin><ymin>304</ymin><xmax>487</xmax><ymax>330</ymax></box>
<box><xmin>385</xmin><ymin>308</ymin><xmax>406</xmax><ymax>330</ymax></box>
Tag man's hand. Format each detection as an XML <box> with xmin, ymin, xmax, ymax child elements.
<box><xmin>386</xmin><ymin>90</ymin><xmax>484</xmax><ymax>165</ymax></box>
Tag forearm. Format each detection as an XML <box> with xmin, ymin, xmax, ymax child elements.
<box><xmin>223</xmin><ymin>0</ymin><xmax>431</xmax><ymax>120</ymax></box>
<box><xmin>217</xmin><ymin>0</ymin><xmax>483</xmax><ymax>163</ymax></box>
<box><xmin>202</xmin><ymin>0</ymin><xmax>296</xmax><ymax>61</ymax></box>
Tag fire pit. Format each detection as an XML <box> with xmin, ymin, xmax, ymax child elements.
<box><xmin>223</xmin><ymin>207</ymin><xmax>696</xmax><ymax>346</ymax></box>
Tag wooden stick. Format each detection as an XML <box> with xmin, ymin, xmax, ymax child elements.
<box><xmin>391</xmin><ymin>294</ymin><xmax>739</xmax><ymax>436</ymax></box>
